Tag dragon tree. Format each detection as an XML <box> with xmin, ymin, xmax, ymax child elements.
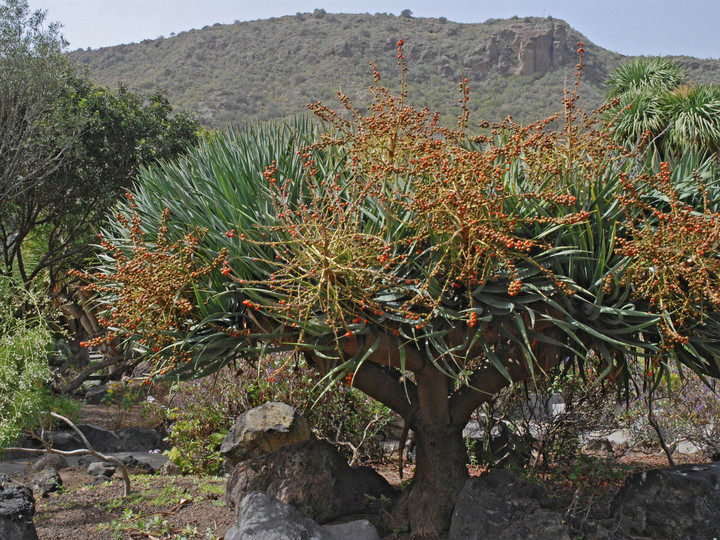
<box><xmin>79</xmin><ymin>44</ymin><xmax>720</xmax><ymax>537</ymax></box>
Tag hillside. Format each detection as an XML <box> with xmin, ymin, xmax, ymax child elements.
<box><xmin>69</xmin><ymin>12</ymin><xmax>720</xmax><ymax>129</ymax></box>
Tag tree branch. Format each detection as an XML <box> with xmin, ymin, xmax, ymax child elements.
<box><xmin>347</xmin><ymin>360</ymin><xmax>419</xmax><ymax>420</ymax></box>
<box><xmin>59</xmin><ymin>354</ymin><xmax>125</xmax><ymax>394</ymax></box>
<box><xmin>339</xmin><ymin>331</ymin><xmax>427</xmax><ymax>372</ymax></box>
<box><xmin>8</xmin><ymin>412</ymin><xmax>131</xmax><ymax>497</ymax></box>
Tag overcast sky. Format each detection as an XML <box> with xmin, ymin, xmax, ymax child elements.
<box><xmin>27</xmin><ymin>0</ymin><xmax>720</xmax><ymax>59</ymax></box>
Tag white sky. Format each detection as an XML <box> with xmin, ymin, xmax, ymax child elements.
<box><xmin>27</xmin><ymin>0</ymin><xmax>720</xmax><ymax>60</ymax></box>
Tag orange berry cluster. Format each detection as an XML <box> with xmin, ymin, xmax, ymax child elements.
<box><xmin>71</xmin><ymin>208</ymin><xmax>228</xmax><ymax>376</ymax></box>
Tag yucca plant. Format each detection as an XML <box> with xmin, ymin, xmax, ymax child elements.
<box><xmin>82</xmin><ymin>44</ymin><xmax>720</xmax><ymax>537</ymax></box>
<box><xmin>604</xmin><ymin>58</ymin><xmax>686</xmax><ymax>152</ymax></box>
<box><xmin>604</xmin><ymin>57</ymin><xmax>720</xmax><ymax>159</ymax></box>
<box><xmin>604</xmin><ymin>57</ymin><xmax>687</xmax><ymax>100</ymax></box>
<box><xmin>662</xmin><ymin>84</ymin><xmax>720</xmax><ymax>156</ymax></box>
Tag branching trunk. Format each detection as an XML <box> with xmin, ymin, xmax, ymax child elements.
<box><xmin>59</xmin><ymin>354</ymin><xmax>125</xmax><ymax>394</ymax></box>
<box><xmin>309</xmin><ymin>330</ymin><xmax>564</xmax><ymax>537</ymax></box>
<box><xmin>383</xmin><ymin>362</ymin><xmax>470</xmax><ymax>537</ymax></box>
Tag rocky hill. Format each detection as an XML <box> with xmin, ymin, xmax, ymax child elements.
<box><xmin>69</xmin><ymin>12</ymin><xmax>720</xmax><ymax>129</ymax></box>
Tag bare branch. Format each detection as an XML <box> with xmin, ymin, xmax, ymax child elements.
<box><xmin>9</xmin><ymin>412</ymin><xmax>131</xmax><ymax>497</ymax></box>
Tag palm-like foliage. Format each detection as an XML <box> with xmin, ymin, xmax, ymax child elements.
<box><xmin>662</xmin><ymin>84</ymin><xmax>720</xmax><ymax>156</ymax></box>
<box><xmin>605</xmin><ymin>58</ymin><xmax>720</xmax><ymax>159</ymax></box>
<box><xmin>606</xmin><ymin>87</ymin><xmax>669</xmax><ymax>147</ymax></box>
<box><xmin>605</xmin><ymin>57</ymin><xmax>687</xmax><ymax>100</ymax></box>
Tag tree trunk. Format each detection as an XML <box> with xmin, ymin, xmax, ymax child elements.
<box><xmin>392</xmin><ymin>364</ymin><xmax>470</xmax><ymax>538</ymax></box>
<box><xmin>400</xmin><ymin>421</ymin><xmax>468</xmax><ymax>538</ymax></box>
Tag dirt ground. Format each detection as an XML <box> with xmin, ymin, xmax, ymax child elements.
<box><xmin>33</xmin><ymin>469</ymin><xmax>234</xmax><ymax>540</ymax></box>
<box><xmin>22</xmin><ymin>402</ymin><xmax>707</xmax><ymax>539</ymax></box>
<box><xmin>29</xmin><ymin>453</ymin><xmax>706</xmax><ymax>540</ymax></box>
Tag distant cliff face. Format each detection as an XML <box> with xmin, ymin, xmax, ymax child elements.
<box><xmin>69</xmin><ymin>14</ymin><xmax>719</xmax><ymax>128</ymax></box>
<box><xmin>464</xmin><ymin>20</ymin><xmax>575</xmax><ymax>76</ymax></box>
<box><xmin>392</xmin><ymin>18</ymin><xmax>611</xmax><ymax>92</ymax></box>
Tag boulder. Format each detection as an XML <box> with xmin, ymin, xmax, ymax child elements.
<box><xmin>93</xmin><ymin>476</ymin><xmax>112</xmax><ymax>486</ymax></box>
<box><xmin>220</xmin><ymin>402</ymin><xmax>312</xmax><ymax>466</ymax></box>
<box><xmin>75</xmin><ymin>424</ymin><xmax>120</xmax><ymax>453</ymax></box>
<box><xmin>36</xmin><ymin>423</ymin><xmax>161</xmax><ymax>454</ymax></box>
<box><xmin>84</xmin><ymin>384</ymin><xmax>109</xmax><ymax>405</ymax></box>
<box><xmin>40</xmin><ymin>430</ymin><xmax>81</xmax><ymax>451</ymax></box>
<box><xmin>117</xmin><ymin>455</ymin><xmax>155</xmax><ymax>475</ymax></box>
<box><xmin>2</xmin><ymin>437</ymin><xmax>40</xmax><ymax>460</ymax></box>
<box><xmin>226</xmin><ymin>439</ymin><xmax>395</xmax><ymax>523</ymax></box>
<box><xmin>0</xmin><ymin>474</ymin><xmax>38</xmax><ymax>540</ymax></box>
<box><xmin>78</xmin><ymin>455</ymin><xmax>99</xmax><ymax>466</ymax></box>
<box><xmin>118</xmin><ymin>427</ymin><xmax>159</xmax><ymax>452</ymax></box>
<box><xmin>28</xmin><ymin>468</ymin><xmax>62</xmax><ymax>498</ymax></box>
<box><xmin>25</xmin><ymin>454</ymin><xmax>69</xmax><ymax>475</ymax></box>
<box><xmin>448</xmin><ymin>469</ymin><xmax>571</xmax><ymax>540</ymax></box>
<box><xmin>87</xmin><ymin>462</ymin><xmax>115</xmax><ymax>478</ymax></box>
<box><xmin>159</xmin><ymin>461</ymin><xmax>182</xmax><ymax>476</ymax></box>
<box><xmin>611</xmin><ymin>461</ymin><xmax>720</xmax><ymax>539</ymax></box>
<box><xmin>224</xmin><ymin>491</ymin><xmax>381</xmax><ymax>540</ymax></box>
<box><xmin>78</xmin><ymin>454</ymin><xmax>154</xmax><ymax>475</ymax></box>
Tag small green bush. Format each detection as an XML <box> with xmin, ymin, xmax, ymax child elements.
<box><xmin>161</xmin><ymin>355</ymin><xmax>393</xmax><ymax>474</ymax></box>
<box><xmin>0</xmin><ymin>277</ymin><xmax>78</xmax><ymax>453</ymax></box>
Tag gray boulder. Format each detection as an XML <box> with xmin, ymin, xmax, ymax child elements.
<box><xmin>2</xmin><ymin>437</ymin><xmax>40</xmax><ymax>460</ymax></box>
<box><xmin>39</xmin><ymin>430</ymin><xmax>81</xmax><ymax>451</ymax></box>
<box><xmin>117</xmin><ymin>455</ymin><xmax>155</xmax><ymax>475</ymax></box>
<box><xmin>220</xmin><ymin>402</ymin><xmax>312</xmax><ymax>467</ymax></box>
<box><xmin>118</xmin><ymin>427</ymin><xmax>159</xmax><ymax>452</ymax></box>
<box><xmin>611</xmin><ymin>461</ymin><xmax>720</xmax><ymax>539</ymax></box>
<box><xmin>224</xmin><ymin>491</ymin><xmax>381</xmax><ymax>540</ymax></box>
<box><xmin>226</xmin><ymin>439</ymin><xmax>395</xmax><ymax>523</ymax></box>
<box><xmin>75</xmin><ymin>424</ymin><xmax>119</xmax><ymax>453</ymax></box>
<box><xmin>449</xmin><ymin>469</ymin><xmax>571</xmax><ymax>540</ymax></box>
<box><xmin>25</xmin><ymin>454</ymin><xmax>69</xmax><ymax>475</ymax></box>
<box><xmin>159</xmin><ymin>461</ymin><xmax>182</xmax><ymax>476</ymax></box>
<box><xmin>84</xmin><ymin>384</ymin><xmax>109</xmax><ymax>405</ymax></box>
<box><xmin>0</xmin><ymin>474</ymin><xmax>38</xmax><ymax>540</ymax></box>
<box><xmin>80</xmin><ymin>452</ymin><xmax>155</xmax><ymax>475</ymax></box>
<box><xmin>28</xmin><ymin>468</ymin><xmax>62</xmax><ymax>498</ymax></box>
<box><xmin>87</xmin><ymin>462</ymin><xmax>115</xmax><ymax>478</ymax></box>
<box><xmin>38</xmin><ymin>423</ymin><xmax>161</xmax><ymax>454</ymax></box>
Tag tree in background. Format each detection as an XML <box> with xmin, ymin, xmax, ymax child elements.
<box><xmin>0</xmin><ymin>0</ymin><xmax>200</xmax><ymax>291</ymax></box>
<box><xmin>50</xmin><ymin>78</ymin><xmax>200</xmax><ymax>374</ymax></box>
<box><xmin>605</xmin><ymin>57</ymin><xmax>720</xmax><ymax>157</ymax></box>
<box><xmin>0</xmin><ymin>0</ymin><xmax>77</xmax><ymax>282</ymax></box>
<box><xmin>0</xmin><ymin>0</ymin><xmax>200</xmax><ymax>390</ymax></box>
<box><xmin>81</xmin><ymin>45</ymin><xmax>720</xmax><ymax>536</ymax></box>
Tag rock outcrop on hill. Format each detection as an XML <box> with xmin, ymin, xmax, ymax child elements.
<box><xmin>68</xmin><ymin>13</ymin><xmax>720</xmax><ymax>128</ymax></box>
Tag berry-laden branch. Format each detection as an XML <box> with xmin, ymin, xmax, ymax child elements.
<box><xmin>71</xmin><ymin>202</ymin><xmax>229</xmax><ymax>377</ymax></box>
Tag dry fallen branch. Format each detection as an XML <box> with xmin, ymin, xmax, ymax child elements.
<box><xmin>7</xmin><ymin>412</ymin><xmax>131</xmax><ymax>496</ymax></box>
